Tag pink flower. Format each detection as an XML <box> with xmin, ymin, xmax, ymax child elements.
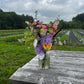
<box><xmin>36</xmin><ymin>25</ymin><xmax>42</xmax><ymax>28</ymax></box>
<box><xmin>53</xmin><ymin>21</ymin><xmax>59</xmax><ymax>25</ymax></box>
<box><xmin>50</xmin><ymin>32</ymin><xmax>56</xmax><ymax>37</ymax></box>
<box><xmin>51</xmin><ymin>26</ymin><xmax>57</xmax><ymax>32</ymax></box>
<box><xmin>38</xmin><ymin>21</ymin><xmax>43</xmax><ymax>25</ymax></box>
<box><xmin>64</xmin><ymin>40</ymin><xmax>66</xmax><ymax>45</ymax></box>
<box><xmin>53</xmin><ymin>21</ymin><xmax>59</xmax><ymax>30</ymax></box>
<box><xmin>42</xmin><ymin>25</ymin><xmax>46</xmax><ymax>28</ymax></box>
<box><xmin>45</xmin><ymin>24</ymin><xmax>48</xmax><ymax>29</ymax></box>
<box><xmin>18</xmin><ymin>39</ymin><xmax>22</xmax><ymax>43</ymax></box>
<box><xmin>44</xmin><ymin>28</ymin><xmax>47</xmax><ymax>32</ymax></box>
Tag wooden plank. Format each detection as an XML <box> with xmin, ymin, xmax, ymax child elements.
<box><xmin>9</xmin><ymin>50</ymin><xmax>84</xmax><ymax>84</ymax></box>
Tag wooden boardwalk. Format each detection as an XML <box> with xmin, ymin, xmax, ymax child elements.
<box><xmin>9</xmin><ymin>50</ymin><xmax>84</xmax><ymax>84</ymax></box>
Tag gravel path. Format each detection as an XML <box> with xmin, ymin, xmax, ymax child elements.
<box><xmin>69</xmin><ymin>31</ymin><xmax>80</xmax><ymax>44</ymax></box>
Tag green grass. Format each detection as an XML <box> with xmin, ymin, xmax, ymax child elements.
<box><xmin>0</xmin><ymin>32</ymin><xmax>24</xmax><ymax>37</ymax></box>
<box><xmin>0</xmin><ymin>41</ymin><xmax>36</xmax><ymax>84</ymax></box>
<box><xmin>52</xmin><ymin>44</ymin><xmax>84</xmax><ymax>51</ymax></box>
<box><xmin>0</xmin><ymin>35</ymin><xmax>24</xmax><ymax>42</ymax></box>
<box><xmin>73</xmin><ymin>31</ymin><xmax>81</xmax><ymax>39</ymax></box>
<box><xmin>0</xmin><ymin>29</ymin><xmax>84</xmax><ymax>84</ymax></box>
<box><xmin>60</xmin><ymin>34</ymin><xmax>69</xmax><ymax>43</ymax></box>
<box><xmin>0</xmin><ymin>29</ymin><xmax>25</xmax><ymax>33</ymax></box>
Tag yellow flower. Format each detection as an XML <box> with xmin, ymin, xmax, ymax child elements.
<box><xmin>40</xmin><ymin>28</ymin><xmax>45</xmax><ymax>32</ymax></box>
<box><xmin>43</xmin><ymin>44</ymin><xmax>52</xmax><ymax>50</ymax></box>
<box><xmin>47</xmin><ymin>23</ymin><xmax>52</xmax><ymax>27</ymax></box>
<box><xmin>43</xmin><ymin>43</ymin><xmax>47</xmax><ymax>49</ymax></box>
<box><xmin>47</xmin><ymin>44</ymin><xmax>52</xmax><ymax>50</ymax></box>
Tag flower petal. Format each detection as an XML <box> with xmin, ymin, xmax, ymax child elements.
<box><xmin>37</xmin><ymin>53</ymin><xmax>45</xmax><ymax>60</ymax></box>
<box><xmin>47</xmin><ymin>44</ymin><xmax>52</xmax><ymax>50</ymax></box>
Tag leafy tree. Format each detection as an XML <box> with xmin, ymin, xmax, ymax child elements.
<box><xmin>0</xmin><ymin>9</ymin><xmax>34</xmax><ymax>30</ymax></box>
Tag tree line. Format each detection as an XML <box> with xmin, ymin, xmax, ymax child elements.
<box><xmin>0</xmin><ymin>9</ymin><xmax>34</xmax><ymax>30</ymax></box>
<box><xmin>58</xmin><ymin>13</ymin><xmax>84</xmax><ymax>29</ymax></box>
<box><xmin>0</xmin><ymin>9</ymin><xmax>84</xmax><ymax>30</ymax></box>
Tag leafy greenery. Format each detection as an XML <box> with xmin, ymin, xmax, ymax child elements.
<box><xmin>0</xmin><ymin>8</ymin><xmax>84</xmax><ymax>30</ymax></box>
<box><xmin>0</xmin><ymin>9</ymin><xmax>34</xmax><ymax>30</ymax></box>
<box><xmin>58</xmin><ymin>13</ymin><xmax>84</xmax><ymax>29</ymax></box>
<box><xmin>60</xmin><ymin>34</ymin><xmax>69</xmax><ymax>43</ymax></box>
<box><xmin>72</xmin><ymin>13</ymin><xmax>84</xmax><ymax>22</ymax></box>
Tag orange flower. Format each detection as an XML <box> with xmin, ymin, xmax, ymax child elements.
<box><xmin>47</xmin><ymin>44</ymin><xmax>52</xmax><ymax>50</ymax></box>
<box><xmin>42</xmin><ymin>25</ymin><xmax>46</xmax><ymax>28</ymax></box>
<box><xmin>38</xmin><ymin>21</ymin><xmax>43</xmax><ymax>25</ymax></box>
<box><xmin>43</xmin><ymin>43</ymin><xmax>47</xmax><ymax>49</ymax></box>
<box><xmin>32</xmin><ymin>22</ymin><xmax>37</xmax><ymax>25</ymax></box>
<box><xmin>43</xmin><ymin>44</ymin><xmax>52</xmax><ymax>50</ymax></box>
<box><xmin>36</xmin><ymin>25</ymin><xmax>42</xmax><ymax>28</ymax></box>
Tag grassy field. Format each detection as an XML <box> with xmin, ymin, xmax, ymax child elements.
<box><xmin>0</xmin><ymin>29</ymin><xmax>84</xmax><ymax>84</ymax></box>
<box><xmin>0</xmin><ymin>41</ymin><xmax>36</xmax><ymax>84</ymax></box>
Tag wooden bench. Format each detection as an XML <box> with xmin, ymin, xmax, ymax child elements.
<box><xmin>9</xmin><ymin>50</ymin><xmax>84</xmax><ymax>84</ymax></box>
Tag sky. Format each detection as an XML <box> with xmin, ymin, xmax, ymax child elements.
<box><xmin>0</xmin><ymin>0</ymin><xmax>84</xmax><ymax>23</ymax></box>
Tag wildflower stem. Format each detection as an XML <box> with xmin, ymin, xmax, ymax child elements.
<box><xmin>53</xmin><ymin>27</ymin><xmax>63</xmax><ymax>38</ymax></box>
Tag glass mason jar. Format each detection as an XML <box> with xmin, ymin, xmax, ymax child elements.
<box><xmin>38</xmin><ymin>52</ymin><xmax>50</xmax><ymax>69</ymax></box>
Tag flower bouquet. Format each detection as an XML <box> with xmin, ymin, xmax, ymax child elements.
<box><xmin>24</xmin><ymin>19</ymin><xmax>63</xmax><ymax>69</ymax></box>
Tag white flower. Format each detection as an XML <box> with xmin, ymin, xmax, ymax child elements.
<box><xmin>25</xmin><ymin>21</ymin><xmax>29</xmax><ymax>25</ymax></box>
<box><xmin>37</xmin><ymin>53</ymin><xmax>45</xmax><ymax>60</ymax></box>
<box><xmin>33</xmin><ymin>39</ymin><xmax>38</xmax><ymax>48</ymax></box>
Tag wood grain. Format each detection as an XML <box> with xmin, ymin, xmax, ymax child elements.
<box><xmin>9</xmin><ymin>50</ymin><xmax>84</xmax><ymax>84</ymax></box>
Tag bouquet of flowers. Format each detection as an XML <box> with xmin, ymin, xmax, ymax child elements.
<box><xmin>24</xmin><ymin>19</ymin><xmax>63</xmax><ymax>69</ymax></box>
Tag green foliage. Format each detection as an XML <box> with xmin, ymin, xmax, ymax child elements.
<box><xmin>25</xmin><ymin>37</ymin><xmax>35</xmax><ymax>45</ymax></box>
<box><xmin>72</xmin><ymin>13</ymin><xmax>84</xmax><ymax>22</ymax></box>
<box><xmin>60</xmin><ymin>34</ymin><xmax>69</xmax><ymax>43</ymax></box>
<box><xmin>58</xmin><ymin>12</ymin><xmax>84</xmax><ymax>29</ymax></box>
<box><xmin>0</xmin><ymin>9</ymin><xmax>34</xmax><ymax>30</ymax></box>
<box><xmin>20</xmin><ymin>27</ymin><xmax>35</xmax><ymax>46</ymax></box>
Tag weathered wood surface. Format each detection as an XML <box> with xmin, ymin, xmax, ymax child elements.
<box><xmin>9</xmin><ymin>50</ymin><xmax>84</xmax><ymax>84</ymax></box>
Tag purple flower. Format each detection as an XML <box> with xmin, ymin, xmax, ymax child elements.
<box><xmin>35</xmin><ymin>43</ymin><xmax>43</xmax><ymax>54</ymax></box>
<box><xmin>41</xmin><ymin>34</ymin><xmax>53</xmax><ymax>45</ymax></box>
<box><xmin>35</xmin><ymin>43</ymin><xmax>45</xmax><ymax>60</ymax></box>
